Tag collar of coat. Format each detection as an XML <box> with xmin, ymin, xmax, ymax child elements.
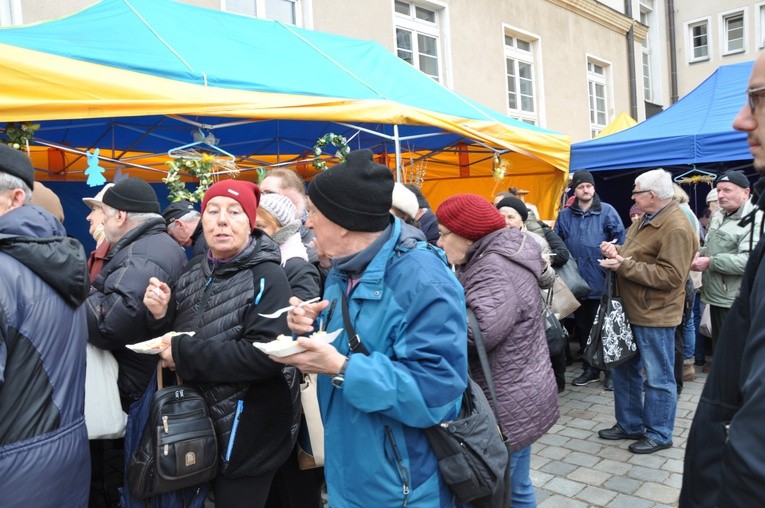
<box><xmin>571</xmin><ymin>193</ymin><xmax>603</xmax><ymax>214</ymax></box>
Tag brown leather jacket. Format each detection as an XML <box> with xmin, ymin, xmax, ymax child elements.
<box><xmin>616</xmin><ymin>202</ymin><xmax>698</xmax><ymax>327</ymax></box>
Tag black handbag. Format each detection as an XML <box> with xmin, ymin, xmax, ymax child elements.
<box><xmin>127</xmin><ymin>366</ymin><xmax>218</xmax><ymax>499</ymax></box>
<box><xmin>583</xmin><ymin>272</ymin><xmax>638</xmax><ymax>370</ymax></box>
<box><xmin>425</xmin><ymin>308</ymin><xmax>511</xmax><ymax>507</ymax></box>
<box><xmin>542</xmin><ymin>287</ymin><xmax>567</xmax><ymax>357</ymax></box>
<box><xmin>554</xmin><ymin>257</ymin><xmax>591</xmax><ymax>299</ymax></box>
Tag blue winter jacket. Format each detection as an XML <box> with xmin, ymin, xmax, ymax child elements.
<box><xmin>0</xmin><ymin>205</ymin><xmax>90</xmax><ymax>508</ymax></box>
<box><xmin>316</xmin><ymin>219</ymin><xmax>468</xmax><ymax>508</ymax></box>
<box><xmin>555</xmin><ymin>195</ymin><xmax>626</xmax><ymax>300</ymax></box>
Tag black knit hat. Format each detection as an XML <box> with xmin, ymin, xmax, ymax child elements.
<box><xmin>571</xmin><ymin>170</ymin><xmax>595</xmax><ymax>190</ymax></box>
<box><xmin>307</xmin><ymin>149</ymin><xmax>393</xmax><ymax>232</ymax></box>
<box><xmin>496</xmin><ymin>196</ymin><xmax>528</xmax><ymax>222</ymax></box>
<box><xmin>162</xmin><ymin>200</ymin><xmax>196</xmax><ymax>225</ymax></box>
<box><xmin>717</xmin><ymin>170</ymin><xmax>750</xmax><ymax>189</ymax></box>
<box><xmin>102</xmin><ymin>177</ymin><xmax>160</xmax><ymax>213</ymax></box>
<box><xmin>0</xmin><ymin>144</ymin><xmax>35</xmax><ymax>190</ymax></box>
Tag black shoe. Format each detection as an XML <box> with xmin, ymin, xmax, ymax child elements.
<box><xmin>572</xmin><ymin>369</ymin><xmax>600</xmax><ymax>386</ymax></box>
<box><xmin>603</xmin><ymin>373</ymin><xmax>614</xmax><ymax>391</ymax></box>
<box><xmin>629</xmin><ymin>437</ymin><xmax>672</xmax><ymax>454</ymax></box>
<box><xmin>598</xmin><ymin>424</ymin><xmax>643</xmax><ymax>441</ymax></box>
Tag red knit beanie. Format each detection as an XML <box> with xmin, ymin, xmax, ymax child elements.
<box><xmin>202</xmin><ymin>180</ymin><xmax>261</xmax><ymax>232</ymax></box>
<box><xmin>436</xmin><ymin>194</ymin><xmax>506</xmax><ymax>241</ymax></box>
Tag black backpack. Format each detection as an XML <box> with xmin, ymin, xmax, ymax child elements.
<box><xmin>127</xmin><ymin>366</ymin><xmax>218</xmax><ymax>499</ymax></box>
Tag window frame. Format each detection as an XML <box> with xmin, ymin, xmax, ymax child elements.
<box><xmin>719</xmin><ymin>8</ymin><xmax>747</xmax><ymax>57</ymax></box>
<box><xmin>586</xmin><ymin>56</ymin><xmax>611</xmax><ymax>139</ymax></box>
<box><xmin>684</xmin><ymin>17</ymin><xmax>711</xmax><ymax>64</ymax></box>
<box><xmin>393</xmin><ymin>0</ymin><xmax>447</xmax><ymax>84</ymax></box>
<box><xmin>639</xmin><ymin>2</ymin><xmax>653</xmax><ymax>102</ymax></box>
<box><xmin>221</xmin><ymin>0</ymin><xmax>305</xmax><ymax>27</ymax></box>
<box><xmin>0</xmin><ymin>0</ymin><xmax>22</xmax><ymax>26</ymax></box>
<box><xmin>757</xmin><ymin>2</ymin><xmax>765</xmax><ymax>49</ymax></box>
<box><xmin>502</xmin><ymin>26</ymin><xmax>541</xmax><ymax>126</ymax></box>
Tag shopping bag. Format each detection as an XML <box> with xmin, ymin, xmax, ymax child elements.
<box><xmin>84</xmin><ymin>343</ymin><xmax>127</xmax><ymax>439</ymax></box>
<box><xmin>297</xmin><ymin>373</ymin><xmax>325</xmax><ymax>469</ymax></box>
<box><xmin>542</xmin><ymin>289</ymin><xmax>567</xmax><ymax>356</ymax></box>
<box><xmin>699</xmin><ymin>304</ymin><xmax>712</xmax><ymax>337</ymax></box>
<box><xmin>548</xmin><ymin>275</ymin><xmax>581</xmax><ymax>319</ymax></box>
<box><xmin>584</xmin><ymin>273</ymin><xmax>638</xmax><ymax>370</ymax></box>
<box><xmin>554</xmin><ymin>257</ymin><xmax>591</xmax><ymax>299</ymax></box>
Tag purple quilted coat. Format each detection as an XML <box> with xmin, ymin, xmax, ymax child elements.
<box><xmin>458</xmin><ymin>227</ymin><xmax>559</xmax><ymax>451</ymax></box>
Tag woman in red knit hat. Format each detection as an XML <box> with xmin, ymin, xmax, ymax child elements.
<box><xmin>436</xmin><ymin>193</ymin><xmax>559</xmax><ymax>508</ymax></box>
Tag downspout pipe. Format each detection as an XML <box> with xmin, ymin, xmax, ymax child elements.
<box><xmin>667</xmin><ymin>0</ymin><xmax>679</xmax><ymax>103</ymax></box>
<box><xmin>625</xmin><ymin>0</ymin><xmax>638</xmax><ymax>119</ymax></box>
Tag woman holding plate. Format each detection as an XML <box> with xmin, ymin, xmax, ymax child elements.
<box><xmin>143</xmin><ymin>179</ymin><xmax>297</xmax><ymax>508</ymax></box>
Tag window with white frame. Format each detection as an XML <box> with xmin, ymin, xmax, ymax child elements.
<box><xmin>504</xmin><ymin>33</ymin><xmax>538</xmax><ymax>125</ymax></box>
<box><xmin>758</xmin><ymin>3</ymin><xmax>765</xmax><ymax>49</ymax></box>
<box><xmin>587</xmin><ymin>60</ymin><xmax>609</xmax><ymax>138</ymax></box>
<box><xmin>394</xmin><ymin>0</ymin><xmax>443</xmax><ymax>82</ymax></box>
<box><xmin>0</xmin><ymin>0</ymin><xmax>22</xmax><ymax>26</ymax></box>
<box><xmin>224</xmin><ymin>0</ymin><xmax>301</xmax><ymax>26</ymax></box>
<box><xmin>722</xmin><ymin>10</ymin><xmax>745</xmax><ymax>55</ymax></box>
<box><xmin>639</xmin><ymin>4</ymin><xmax>653</xmax><ymax>102</ymax></box>
<box><xmin>686</xmin><ymin>19</ymin><xmax>710</xmax><ymax>62</ymax></box>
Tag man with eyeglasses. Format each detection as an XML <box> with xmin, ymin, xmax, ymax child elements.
<box><xmin>555</xmin><ymin>170</ymin><xmax>625</xmax><ymax>390</ymax></box>
<box><xmin>681</xmin><ymin>52</ymin><xmax>765</xmax><ymax>507</ymax></box>
<box><xmin>599</xmin><ymin>169</ymin><xmax>697</xmax><ymax>455</ymax></box>
<box><xmin>690</xmin><ymin>170</ymin><xmax>761</xmax><ymax>374</ymax></box>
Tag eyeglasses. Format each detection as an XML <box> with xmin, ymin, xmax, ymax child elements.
<box><xmin>438</xmin><ymin>229</ymin><xmax>452</xmax><ymax>238</ymax></box>
<box><xmin>631</xmin><ymin>190</ymin><xmax>652</xmax><ymax>197</ymax></box>
<box><xmin>747</xmin><ymin>85</ymin><xmax>765</xmax><ymax>112</ymax></box>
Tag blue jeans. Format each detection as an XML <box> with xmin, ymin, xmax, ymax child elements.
<box><xmin>682</xmin><ymin>293</ymin><xmax>697</xmax><ymax>360</ymax></box>
<box><xmin>611</xmin><ymin>325</ymin><xmax>676</xmax><ymax>445</ymax></box>
<box><xmin>509</xmin><ymin>445</ymin><xmax>536</xmax><ymax>507</ymax></box>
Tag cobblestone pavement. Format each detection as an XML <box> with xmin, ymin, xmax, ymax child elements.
<box><xmin>532</xmin><ymin>363</ymin><xmax>706</xmax><ymax>508</ymax></box>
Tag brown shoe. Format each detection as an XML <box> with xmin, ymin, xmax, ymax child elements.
<box><xmin>682</xmin><ymin>363</ymin><xmax>696</xmax><ymax>381</ymax></box>
<box><xmin>702</xmin><ymin>362</ymin><xmax>712</xmax><ymax>373</ymax></box>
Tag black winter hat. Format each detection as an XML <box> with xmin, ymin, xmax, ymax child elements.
<box><xmin>307</xmin><ymin>149</ymin><xmax>393</xmax><ymax>232</ymax></box>
<box><xmin>495</xmin><ymin>196</ymin><xmax>528</xmax><ymax>222</ymax></box>
<box><xmin>0</xmin><ymin>144</ymin><xmax>35</xmax><ymax>190</ymax></box>
<box><xmin>162</xmin><ymin>200</ymin><xmax>196</xmax><ymax>225</ymax></box>
<box><xmin>717</xmin><ymin>170</ymin><xmax>750</xmax><ymax>189</ymax></box>
<box><xmin>102</xmin><ymin>177</ymin><xmax>160</xmax><ymax>213</ymax></box>
<box><xmin>571</xmin><ymin>170</ymin><xmax>595</xmax><ymax>190</ymax></box>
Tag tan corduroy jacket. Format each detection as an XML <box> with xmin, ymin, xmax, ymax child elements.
<box><xmin>615</xmin><ymin>202</ymin><xmax>699</xmax><ymax>327</ymax></box>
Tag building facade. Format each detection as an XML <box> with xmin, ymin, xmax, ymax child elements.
<box><xmin>1</xmin><ymin>0</ymin><xmax>758</xmax><ymax>142</ymax></box>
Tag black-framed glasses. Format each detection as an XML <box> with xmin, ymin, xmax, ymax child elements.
<box><xmin>631</xmin><ymin>190</ymin><xmax>652</xmax><ymax>197</ymax></box>
<box><xmin>747</xmin><ymin>85</ymin><xmax>765</xmax><ymax>112</ymax></box>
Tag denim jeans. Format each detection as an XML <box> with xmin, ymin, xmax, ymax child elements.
<box><xmin>509</xmin><ymin>445</ymin><xmax>536</xmax><ymax>508</ymax></box>
<box><xmin>682</xmin><ymin>293</ymin><xmax>697</xmax><ymax>360</ymax></box>
<box><xmin>611</xmin><ymin>325</ymin><xmax>677</xmax><ymax>445</ymax></box>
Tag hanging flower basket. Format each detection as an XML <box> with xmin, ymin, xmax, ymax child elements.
<box><xmin>164</xmin><ymin>153</ymin><xmax>218</xmax><ymax>203</ymax></box>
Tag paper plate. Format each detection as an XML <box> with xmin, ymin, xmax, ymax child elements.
<box><xmin>126</xmin><ymin>331</ymin><xmax>195</xmax><ymax>354</ymax></box>
<box><xmin>253</xmin><ymin>329</ymin><xmax>342</xmax><ymax>358</ymax></box>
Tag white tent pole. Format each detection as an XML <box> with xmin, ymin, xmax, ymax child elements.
<box><xmin>394</xmin><ymin>124</ymin><xmax>402</xmax><ymax>182</ymax></box>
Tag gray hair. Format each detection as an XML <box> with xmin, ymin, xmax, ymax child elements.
<box><xmin>0</xmin><ymin>173</ymin><xmax>32</xmax><ymax>203</ymax></box>
<box><xmin>167</xmin><ymin>210</ymin><xmax>200</xmax><ymax>233</ymax></box>
<box><xmin>104</xmin><ymin>206</ymin><xmax>162</xmax><ymax>226</ymax></box>
<box><xmin>672</xmin><ymin>183</ymin><xmax>689</xmax><ymax>204</ymax></box>
<box><xmin>635</xmin><ymin>169</ymin><xmax>674</xmax><ymax>200</ymax></box>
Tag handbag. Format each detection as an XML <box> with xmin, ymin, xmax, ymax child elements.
<box><xmin>699</xmin><ymin>303</ymin><xmax>712</xmax><ymax>337</ymax></box>
<box><xmin>297</xmin><ymin>373</ymin><xmax>325</xmax><ymax>469</ymax></box>
<box><xmin>425</xmin><ymin>309</ymin><xmax>510</xmax><ymax>507</ymax></box>
<box><xmin>554</xmin><ymin>257</ymin><xmax>591</xmax><ymax>299</ymax></box>
<box><xmin>542</xmin><ymin>289</ymin><xmax>567</xmax><ymax>357</ymax></box>
<box><xmin>548</xmin><ymin>275</ymin><xmax>581</xmax><ymax>318</ymax></box>
<box><xmin>127</xmin><ymin>366</ymin><xmax>218</xmax><ymax>500</ymax></box>
<box><xmin>84</xmin><ymin>343</ymin><xmax>127</xmax><ymax>439</ymax></box>
<box><xmin>583</xmin><ymin>272</ymin><xmax>638</xmax><ymax>370</ymax></box>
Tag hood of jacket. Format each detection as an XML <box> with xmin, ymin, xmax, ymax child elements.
<box><xmin>465</xmin><ymin>226</ymin><xmax>543</xmax><ymax>279</ymax></box>
<box><xmin>0</xmin><ymin>205</ymin><xmax>88</xmax><ymax>307</ymax></box>
<box><xmin>202</xmin><ymin>230</ymin><xmax>282</xmax><ymax>278</ymax></box>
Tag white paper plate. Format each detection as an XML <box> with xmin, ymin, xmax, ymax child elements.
<box><xmin>126</xmin><ymin>331</ymin><xmax>195</xmax><ymax>354</ymax></box>
<box><xmin>253</xmin><ymin>329</ymin><xmax>342</xmax><ymax>358</ymax></box>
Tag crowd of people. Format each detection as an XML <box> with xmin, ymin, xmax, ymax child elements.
<box><xmin>3</xmin><ymin>53</ymin><xmax>765</xmax><ymax>508</ymax></box>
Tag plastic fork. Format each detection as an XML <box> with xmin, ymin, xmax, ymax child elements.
<box><xmin>258</xmin><ymin>297</ymin><xmax>320</xmax><ymax>319</ymax></box>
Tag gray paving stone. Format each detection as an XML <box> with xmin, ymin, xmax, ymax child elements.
<box><xmin>562</xmin><ymin>450</ymin><xmax>601</xmax><ymax>468</ymax></box>
<box><xmin>627</xmin><ymin>452</ymin><xmax>667</xmax><ymax>469</ymax></box>
<box><xmin>628</xmin><ymin>464</ymin><xmax>671</xmax><ymax>483</ymax></box>
<box><xmin>576</xmin><ymin>485</ymin><xmax>618</xmax><ymax>505</ymax></box>
<box><xmin>566</xmin><ymin>416</ymin><xmax>600</xmax><ymax>430</ymax></box>
<box><xmin>558</xmin><ymin>426</ymin><xmax>592</xmax><ymax>440</ymax></box>
<box><xmin>665</xmin><ymin>472</ymin><xmax>684</xmax><ymax>489</ymax></box>
<box><xmin>530</xmin><ymin>469</ymin><xmax>555</xmax><ymax>487</ymax></box>
<box><xmin>606</xmin><ymin>493</ymin><xmax>656</xmax><ymax>508</ymax></box>
<box><xmin>538</xmin><ymin>494</ymin><xmax>588</xmax><ymax>508</ymax></box>
<box><xmin>664</xmin><ymin>457</ymin><xmax>685</xmax><ymax>473</ymax></box>
<box><xmin>537</xmin><ymin>433</ymin><xmax>571</xmax><ymax>447</ymax></box>
<box><xmin>540</xmin><ymin>460</ymin><xmax>578</xmax><ymax>477</ymax></box>
<box><xmin>544</xmin><ymin>476</ymin><xmax>587</xmax><ymax>497</ymax></box>
<box><xmin>593</xmin><ymin>458</ymin><xmax>633</xmax><ymax>476</ymax></box>
<box><xmin>563</xmin><ymin>437</ymin><xmax>603</xmax><ymax>454</ymax></box>
<box><xmin>634</xmin><ymin>481</ymin><xmax>680</xmax><ymax>504</ymax></box>
<box><xmin>603</xmin><ymin>475</ymin><xmax>642</xmax><ymax>494</ymax></box>
<box><xmin>567</xmin><ymin>467</ymin><xmax>613</xmax><ymax>486</ymax></box>
<box><xmin>538</xmin><ymin>446</ymin><xmax>570</xmax><ymax>461</ymax></box>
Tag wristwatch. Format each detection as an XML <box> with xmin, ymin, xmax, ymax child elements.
<box><xmin>331</xmin><ymin>358</ymin><xmax>349</xmax><ymax>389</ymax></box>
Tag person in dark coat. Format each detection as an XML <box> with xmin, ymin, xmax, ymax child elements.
<box><xmin>162</xmin><ymin>199</ymin><xmax>208</xmax><ymax>258</ymax></box>
<box><xmin>0</xmin><ymin>145</ymin><xmax>91</xmax><ymax>507</ymax></box>
<box><xmin>145</xmin><ymin>180</ymin><xmax>297</xmax><ymax>508</ymax></box>
<box><xmin>680</xmin><ymin>50</ymin><xmax>765</xmax><ymax>507</ymax></box>
<box><xmin>437</xmin><ymin>193</ymin><xmax>559</xmax><ymax>507</ymax></box>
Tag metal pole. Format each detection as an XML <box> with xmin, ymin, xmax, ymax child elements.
<box><xmin>394</xmin><ymin>124</ymin><xmax>402</xmax><ymax>182</ymax></box>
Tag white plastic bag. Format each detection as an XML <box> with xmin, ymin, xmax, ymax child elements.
<box><xmin>699</xmin><ymin>304</ymin><xmax>712</xmax><ymax>338</ymax></box>
<box><xmin>297</xmin><ymin>373</ymin><xmax>324</xmax><ymax>469</ymax></box>
<box><xmin>84</xmin><ymin>344</ymin><xmax>127</xmax><ymax>439</ymax></box>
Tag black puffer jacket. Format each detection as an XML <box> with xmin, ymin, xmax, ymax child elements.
<box><xmin>86</xmin><ymin>217</ymin><xmax>187</xmax><ymax>402</ymax></box>
<box><xmin>168</xmin><ymin>232</ymin><xmax>296</xmax><ymax>478</ymax></box>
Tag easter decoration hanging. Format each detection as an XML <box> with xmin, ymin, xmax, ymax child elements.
<box><xmin>2</xmin><ymin>122</ymin><xmax>40</xmax><ymax>153</ymax></box>
<box><xmin>85</xmin><ymin>148</ymin><xmax>108</xmax><ymax>187</ymax></box>
<box><xmin>312</xmin><ymin>133</ymin><xmax>350</xmax><ymax>171</ymax></box>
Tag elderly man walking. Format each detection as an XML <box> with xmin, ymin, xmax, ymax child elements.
<box><xmin>0</xmin><ymin>145</ymin><xmax>91</xmax><ymax>506</ymax></box>
<box><xmin>598</xmin><ymin>169</ymin><xmax>697</xmax><ymax>454</ymax></box>
<box><xmin>681</xmin><ymin>50</ymin><xmax>765</xmax><ymax>506</ymax></box>
<box><xmin>275</xmin><ymin>149</ymin><xmax>468</xmax><ymax>507</ymax></box>
<box><xmin>690</xmin><ymin>170</ymin><xmax>762</xmax><ymax>372</ymax></box>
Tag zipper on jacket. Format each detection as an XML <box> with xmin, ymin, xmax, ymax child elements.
<box><xmin>192</xmin><ymin>274</ymin><xmax>215</xmax><ymax>329</ymax></box>
<box><xmin>384</xmin><ymin>425</ymin><xmax>410</xmax><ymax>507</ymax></box>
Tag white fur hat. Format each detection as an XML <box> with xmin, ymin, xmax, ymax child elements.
<box><xmin>259</xmin><ymin>193</ymin><xmax>297</xmax><ymax>227</ymax></box>
<box><xmin>391</xmin><ymin>182</ymin><xmax>419</xmax><ymax>220</ymax></box>
<box><xmin>706</xmin><ymin>188</ymin><xmax>718</xmax><ymax>203</ymax></box>
<box><xmin>82</xmin><ymin>183</ymin><xmax>115</xmax><ymax>209</ymax></box>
